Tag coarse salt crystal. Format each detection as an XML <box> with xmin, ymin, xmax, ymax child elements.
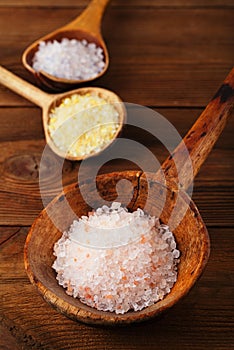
<box><xmin>32</xmin><ymin>38</ymin><xmax>105</xmax><ymax>80</ymax></box>
<box><xmin>53</xmin><ymin>202</ymin><xmax>180</xmax><ymax>314</ymax></box>
<box><xmin>48</xmin><ymin>93</ymin><xmax>120</xmax><ymax>158</ymax></box>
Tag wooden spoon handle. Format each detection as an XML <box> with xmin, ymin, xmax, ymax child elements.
<box><xmin>64</xmin><ymin>0</ymin><xmax>110</xmax><ymax>37</ymax></box>
<box><xmin>0</xmin><ymin>66</ymin><xmax>53</xmax><ymax>108</ymax></box>
<box><xmin>156</xmin><ymin>68</ymin><xmax>234</xmax><ymax>191</ymax></box>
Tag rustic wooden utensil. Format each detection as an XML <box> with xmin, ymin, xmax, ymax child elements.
<box><xmin>0</xmin><ymin>65</ymin><xmax>125</xmax><ymax>161</ymax></box>
<box><xmin>22</xmin><ymin>0</ymin><xmax>110</xmax><ymax>91</ymax></box>
<box><xmin>24</xmin><ymin>68</ymin><xmax>234</xmax><ymax>325</ymax></box>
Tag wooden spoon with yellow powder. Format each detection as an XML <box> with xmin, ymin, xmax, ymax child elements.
<box><xmin>0</xmin><ymin>65</ymin><xmax>125</xmax><ymax>160</ymax></box>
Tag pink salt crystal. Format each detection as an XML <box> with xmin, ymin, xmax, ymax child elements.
<box><xmin>53</xmin><ymin>202</ymin><xmax>180</xmax><ymax>314</ymax></box>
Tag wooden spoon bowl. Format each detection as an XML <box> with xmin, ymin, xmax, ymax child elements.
<box><xmin>24</xmin><ymin>68</ymin><xmax>234</xmax><ymax>325</ymax></box>
<box><xmin>0</xmin><ymin>66</ymin><xmax>125</xmax><ymax>161</ymax></box>
<box><xmin>25</xmin><ymin>172</ymin><xmax>210</xmax><ymax>326</ymax></box>
<box><xmin>22</xmin><ymin>0</ymin><xmax>110</xmax><ymax>91</ymax></box>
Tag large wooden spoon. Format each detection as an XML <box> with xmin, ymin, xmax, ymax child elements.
<box><xmin>0</xmin><ymin>65</ymin><xmax>125</xmax><ymax>161</ymax></box>
<box><xmin>22</xmin><ymin>0</ymin><xmax>110</xmax><ymax>91</ymax></box>
<box><xmin>24</xmin><ymin>68</ymin><xmax>234</xmax><ymax>325</ymax></box>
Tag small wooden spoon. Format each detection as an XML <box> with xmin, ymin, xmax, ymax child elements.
<box><xmin>0</xmin><ymin>65</ymin><xmax>125</xmax><ymax>161</ymax></box>
<box><xmin>24</xmin><ymin>68</ymin><xmax>234</xmax><ymax>325</ymax></box>
<box><xmin>22</xmin><ymin>0</ymin><xmax>110</xmax><ymax>91</ymax></box>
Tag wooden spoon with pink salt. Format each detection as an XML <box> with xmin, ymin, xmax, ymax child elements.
<box><xmin>24</xmin><ymin>68</ymin><xmax>234</xmax><ymax>325</ymax></box>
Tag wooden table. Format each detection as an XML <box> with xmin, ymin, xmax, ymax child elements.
<box><xmin>0</xmin><ymin>0</ymin><xmax>233</xmax><ymax>349</ymax></box>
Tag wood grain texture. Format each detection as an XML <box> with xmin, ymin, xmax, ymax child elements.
<box><xmin>0</xmin><ymin>0</ymin><xmax>234</xmax><ymax>8</ymax></box>
<box><xmin>0</xmin><ymin>0</ymin><xmax>233</xmax><ymax>347</ymax></box>
<box><xmin>0</xmin><ymin>324</ymin><xmax>21</xmax><ymax>350</ymax></box>
<box><xmin>1</xmin><ymin>227</ymin><xmax>233</xmax><ymax>349</ymax></box>
<box><xmin>0</xmin><ymin>8</ymin><xmax>233</xmax><ymax>105</ymax></box>
<box><xmin>0</xmin><ymin>112</ymin><xmax>233</xmax><ymax>226</ymax></box>
<box><xmin>0</xmin><ymin>107</ymin><xmax>233</xmax><ymax>146</ymax></box>
<box><xmin>157</xmin><ymin>68</ymin><xmax>234</xmax><ymax>191</ymax></box>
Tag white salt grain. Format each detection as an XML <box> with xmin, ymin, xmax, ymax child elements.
<box><xmin>32</xmin><ymin>38</ymin><xmax>105</xmax><ymax>80</ymax></box>
<box><xmin>53</xmin><ymin>202</ymin><xmax>180</xmax><ymax>314</ymax></box>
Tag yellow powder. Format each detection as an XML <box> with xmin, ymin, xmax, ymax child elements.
<box><xmin>48</xmin><ymin>93</ymin><xmax>120</xmax><ymax>158</ymax></box>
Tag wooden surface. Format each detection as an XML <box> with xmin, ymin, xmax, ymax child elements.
<box><xmin>0</xmin><ymin>0</ymin><xmax>233</xmax><ymax>348</ymax></box>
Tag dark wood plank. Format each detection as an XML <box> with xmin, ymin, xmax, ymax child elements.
<box><xmin>0</xmin><ymin>226</ymin><xmax>21</xmax><ymax>245</ymax></box>
<box><xmin>0</xmin><ymin>107</ymin><xmax>233</xmax><ymax>226</ymax></box>
<box><xmin>0</xmin><ymin>0</ymin><xmax>233</xmax><ymax>8</ymax></box>
<box><xmin>0</xmin><ymin>107</ymin><xmax>233</xmax><ymax>147</ymax></box>
<box><xmin>0</xmin><ymin>227</ymin><xmax>233</xmax><ymax>349</ymax></box>
<box><xmin>0</xmin><ymin>107</ymin><xmax>43</xmax><ymax>141</ymax></box>
<box><xmin>0</xmin><ymin>324</ymin><xmax>21</xmax><ymax>350</ymax></box>
<box><xmin>0</xmin><ymin>139</ymin><xmax>233</xmax><ymax>226</ymax></box>
<box><xmin>0</xmin><ymin>8</ymin><xmax>233</xmax><ymax>107</ymax></box>
<box><xmin>0</xmin><ymin>1</ymin><xmax>233</xmax><ymax>348</ymax></box>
